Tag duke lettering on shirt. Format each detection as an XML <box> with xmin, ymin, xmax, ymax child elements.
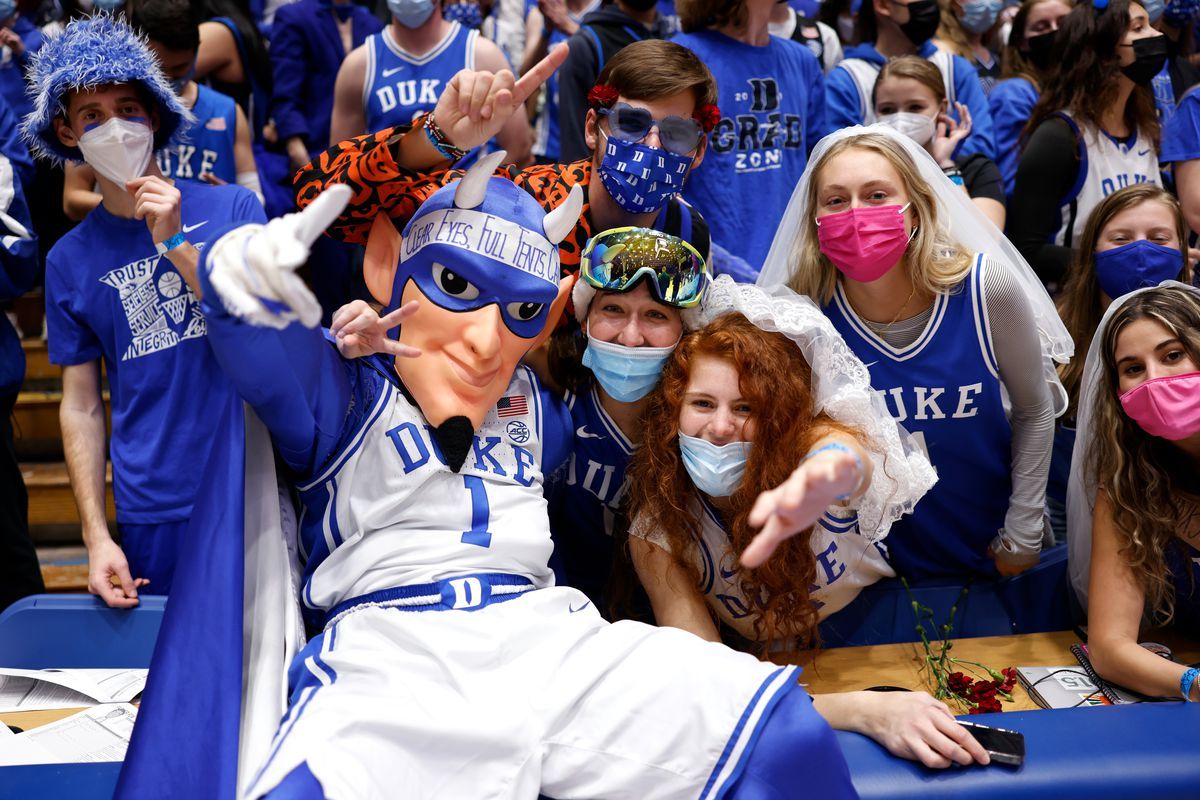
<box><xmin>875</xmin><ymin>382</ymin><xmax>984</xmax><ymax>422</ymax></box>
<box><xmin>374</xmin><ymin>78</ymin><xmax>441</xmax><ymax>115</ymax></box>
<box><xmin>387</xmin><ymin>421</ymin><xmax>538</xmax><ymax>487</ymax></box>
<box><xmin>157</xmin><ymin>145</ymin><xmax>221</xmax><ymax>181</ymax></box>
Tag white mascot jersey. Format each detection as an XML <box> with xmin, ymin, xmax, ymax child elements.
<box><xmin>295</xmin><ymin>364</ymin><xmax>558</xmax><ymax>616</ymax></box>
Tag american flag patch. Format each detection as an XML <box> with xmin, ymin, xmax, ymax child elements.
<box><xmin>205</xmin><ymin>117</ymin><xmax>228</xmax><ymax>131</ymax></box>
<box><xmin>496</xmin><ymin>395</ymin><xmax>528</xmax><ymax>418</ymax></box>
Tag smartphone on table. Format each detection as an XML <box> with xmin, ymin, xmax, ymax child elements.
<box><xmin>958</xmin><ymin>720</ymin><xmax>1025</xmax><ymax>766</ymax></box>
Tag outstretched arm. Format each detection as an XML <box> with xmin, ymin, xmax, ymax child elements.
<box><xmin>199</xmin><ymin>187</ymin><xmax>371</xmax><ymax>474</ymax></box>
<box><xmin>741</xmin><ymin>428</ymin><xmax>871</xmax><ymax>569</ymax></box>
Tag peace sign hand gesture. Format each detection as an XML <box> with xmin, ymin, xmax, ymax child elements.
<box><xmin>431</xmin><ymin>43</ymin><xmax>568</xmax><ymax>153</ymax></box>
<box><xmin>207</xmin><ymin>184</ymin><xmax>352</xmax><ymax>329</ymax></box>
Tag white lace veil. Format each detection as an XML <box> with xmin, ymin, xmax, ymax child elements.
<box><xmin>1065</xmin><ymin>280</ymin><xmax>1200</xmax><ymax>611</ymax></box>
<box><xmin>683</xmin><ymin>275</ymin><xmax>937</xmax><ymax>541</ymax></box>
<box><xmin>755</xmin><ymin>124</ymin><xmax>1073</xmax><ymax>416</ymax></box>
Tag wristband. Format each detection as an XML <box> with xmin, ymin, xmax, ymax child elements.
<box><xmin>155</xmin><ymin>231</ymin><xmax>187</xmax><ymax>256</ymax></box>
<box><xmin>419</xmin><ymin>112</ymin><xmax>467</xmax><ymax>162</ymax></box>
<box><xmin>803</xmin><ymin>442</ymin><xmax>864</xmax><ymax>501</ymax></box>
<box><xmin>942</xmin><ymin>165</ymin><xmax>964</xmax><ymax>186</ymax></box>
<box><xmin>1181</xmin><ymin>667</ymin><xmax>1199</xmax><ymax>701</ymax></box>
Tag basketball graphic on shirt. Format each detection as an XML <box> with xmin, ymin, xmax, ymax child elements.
<box><xmin>158</xmin><ymin>270</ymin><xmax>182</xmax><ymax>299</ymax></box>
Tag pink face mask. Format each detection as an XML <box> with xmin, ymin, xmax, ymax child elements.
<box><xmin>1119</xmin><ymin>371</ymin><xmax>1200</xmax><ymax>441</ymax></box>
<box><xmin>816</xmin><ymin>203</ymin><xmax>914</xmax><ymax>283</ymax></box>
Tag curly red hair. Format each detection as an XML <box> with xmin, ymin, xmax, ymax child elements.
<box><xmin>626</xmin><ymin>313</ymin><xmax>855</xmax><ymax>658</ymax></box>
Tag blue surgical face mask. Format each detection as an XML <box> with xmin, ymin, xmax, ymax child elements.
<box><xmin>1093</xmin><ymin>239</ymin><xmax>1182</xmax><ymax>299</ymax></box>
<box><xmin>1142</xmin><ymin>0</ymin><xmax>1166</xmax><ymax>23</ymax></box>
<box><xmin>678</xmin><ymin>432</ymin><xmax>752</xmax><ymax>498</ymax></box>
<box><xmin>0</xmin><ymin>0</ymin><xmax>15</xmax><ymax>20</ymax></box>
<box><xmin>388</xmin><ymin>0</ymin><xmax>435</xmax><ymax>28</ymax></box>
<box><xmin>960</xmin><ymin>0</ymin><xmax>1002</xmax><ymax>33</ymax></box>
<box><xmin>581</xmin><ymin>328</ymin><xmax>676</xmax><ymax>403</ymax></box>
<box><xmin>92</xmin><ymin>0</ymin><xmax>126</xmax><ymax>11</ymax></box>
<box><xmin>596</xmin><ymin>130</ymin><xmax>693</xmax><ymax>215</ymax></box>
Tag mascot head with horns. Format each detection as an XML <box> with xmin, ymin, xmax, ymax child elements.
<box><xmin>364</xmin><ymin>151</ymin><xmax>582</xmax><ymax>471</ymax></box>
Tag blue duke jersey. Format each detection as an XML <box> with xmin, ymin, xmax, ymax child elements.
<box><xmin>826</xmin><ymin>255</ymin><xmax>1012</xmax><ymax>580</ymax></box>
<box><xmin>1052</xmin><ymin>111</ymin><xmax>1161</xmax><ymax>248</ymax></box>
<box><xmin>155</xmin><ymin>85</ymin><xmax>239</xmax><ymax>185</ymax></box>
<box><xmin>294</xmin><ymin>361</ymin><xmax>571</xmax><ymax>622</ymax></box>
<box><xmin>363</xmin><ymin>23</ymin><xmax>476</xmax><ymax>133</ymax></box>
<box><xmin>547</xmin><ymin>383</ymin><xmax>634</xmax><ymax>603</ymax></box>
<box><xmin>673</xmin><ymin>30</ymin><xmax>826</xmax><ymax>269</ymax></box>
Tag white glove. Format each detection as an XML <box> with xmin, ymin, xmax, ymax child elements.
<box><xmin>207</xmin><ymin>184</ymin><xmax>352</xmax><ymax>329</ymax></box>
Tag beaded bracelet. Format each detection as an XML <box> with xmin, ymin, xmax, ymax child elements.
<box><xmin>803</xmin><ymin>442</ymin><xmax>864</xmax><ymax>501</ymax></box>
<box><xmin>419</xmin><ymin>112</ymin><xmax>467</xmax><ymax>162</ymax></box>
<box><xmin>1181</xmin><ymin>667</ymin><xmax>1199</xmax><ymax>701</ymax></box>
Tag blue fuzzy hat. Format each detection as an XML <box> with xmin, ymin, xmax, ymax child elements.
<box><xmin>21</xmin><ymin>15</ymin><xmax>195</xmax><ymax>165</ymax></box>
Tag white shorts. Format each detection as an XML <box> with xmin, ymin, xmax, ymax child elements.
<box><xmin>245</xmin><ymin>585</ymin><xmax>801</xmax><ymax>800</ymax></box>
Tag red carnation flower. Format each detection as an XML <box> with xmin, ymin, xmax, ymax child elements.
<box><xmin>693</xmin><ymin>103</ymin><xmax>722</xmax><ymax>133</ymax></box>
<box><xmin>947</xmin><ymin>671</ymin><xmax>973</xmax><ymax>695</ymax></box>
<box><xmin>587</xmin><ymin>83</ymin><xmax>619</xmax><ymax>109</ymax></box>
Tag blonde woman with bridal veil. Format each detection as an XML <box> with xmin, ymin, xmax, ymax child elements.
<box><xmin>756</xmin><ymin>124</ymin><xmax>1073</xmax><ymax>585</ymax></box>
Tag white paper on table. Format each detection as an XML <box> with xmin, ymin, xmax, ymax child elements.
<box><xmin>0</xmin><ymin>703</ymin><xmax>138</xmax><ymax>765</ymax></box>
<box><xmin>0</xmin><ymin>668</ymin><xmax>148</xmax><ymax>713</ymax></box>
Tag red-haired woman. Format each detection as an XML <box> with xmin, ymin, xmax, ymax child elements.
<box><xmin>626</xmin><ymin>311</ymin><xmax>990</xmax><ymax>770</ymax></box>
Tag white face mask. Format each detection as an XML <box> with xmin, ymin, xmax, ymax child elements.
<box><xmin>76</xmin><ymin>117</ymin><xmax>154</xmax><ymax>187</ymax></box>
<box><xmin>877</xmin><ymin>111</ymin><xmax>937</xmax><ymax>147</ymax></box>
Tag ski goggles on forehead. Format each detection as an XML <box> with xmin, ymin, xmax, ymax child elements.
<box><xmin>580</xmin><ymin>226</ymin><xmax>710</xmax><ymax>308</ymax></box>
<box><xmin>597</xmin><ymin>103</ymin><xmax>706</xmax><ymax>156</ymax></box>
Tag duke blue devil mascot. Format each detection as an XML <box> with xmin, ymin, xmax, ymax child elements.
<box><xmin>118</xmin><ymin>151</ymin><xmax>859</xmax><ymax>799</ymax></box>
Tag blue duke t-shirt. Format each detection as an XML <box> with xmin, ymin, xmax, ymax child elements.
<box><xmin>45</xmin><ymin>181</ymin><xmax>267</xmax><ymax>524</ymax></box>
<box><xmin>674</xmin><ymin>30</ymin><xmax>826</xmax><ymax>272</ymax></box>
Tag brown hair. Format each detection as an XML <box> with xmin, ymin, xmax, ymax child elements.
<box><xmin>677</xmin><ymin>0</ymin><xmax>744</xmax><ymax>33</ymax></box>
<box><xmin>785</xmin><ymin>132</ymin><xmax>973</xmax><ymax>303</ymax></box>
<box><xmin>1023</xmin><ymin>0</ymin><xmax>1160</xmax><ymax>150</ymax></box>
<box><xmin>626</xmin><ymin>313</ymin><xmax>857</xmax><ymax>657</ymax></box>
<box><xmin>596</xmin><ymin>39</ymin><xmax>718</xmax><ymax>109</ymax></box>
<box><xmin>1001</xmin><ymin>0</ymin><xmax>1075</xmax><ymax>86</ymax></box>
<box><xmin>873</xmin><ymin>55</ymin><xmax>947</xmax><ymax>107</ymax></box>
<box><xmin>1089</xmin><ymin>286</ymin><xmax>1200</xmax><ymax>623</ymax></box>
<box><xmin>1058</xmin><ymin>185</ymin><xmax>1191</xmax><ymax>418</ymax></box>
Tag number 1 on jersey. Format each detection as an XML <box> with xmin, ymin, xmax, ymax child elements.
<box><xmin>461</xmin><ymin>475</ymin><xmax>493</xmax><ymax>548</ymax></box>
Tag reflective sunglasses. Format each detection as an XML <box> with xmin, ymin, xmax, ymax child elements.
<box><xmin>597</xmin><ymin>103</ymin><xmax>706</xmax><ymax>156</ymax></box>
<box><xmin>580</xmin><ymin>226</ymin><xmax>710</xmax><ymax>308</ymax></box>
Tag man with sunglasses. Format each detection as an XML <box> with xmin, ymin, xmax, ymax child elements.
<box><xmin>294</xmin><ymin>39</ymin><xmax>716</xmax><ymax>288</ymax></box>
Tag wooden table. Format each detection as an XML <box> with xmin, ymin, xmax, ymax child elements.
<box><xmin>798</xmin><ymin>630</ymin><xmax>1200</xmax><ymax>712</ymax></box>
<box><xmin>2</xmin><ymin>707</ymin><xmax>91</xmax><ymax>734</ymax></box>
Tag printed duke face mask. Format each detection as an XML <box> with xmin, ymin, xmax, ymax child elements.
<box><xmin>596</xmin><ymin>130</ymin><xmax>693</xmax><ymax>214</ymax></box>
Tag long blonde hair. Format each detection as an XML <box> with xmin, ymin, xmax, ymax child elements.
<box><xmin>785</xmin><ymin>132</ymin><xmax>973</xmax><ymax>303</ymax></box>
<box><xmin>1089</xmin><ymin>287</ymin><xmax>1200</xmax><ymax>623</ymax></box>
